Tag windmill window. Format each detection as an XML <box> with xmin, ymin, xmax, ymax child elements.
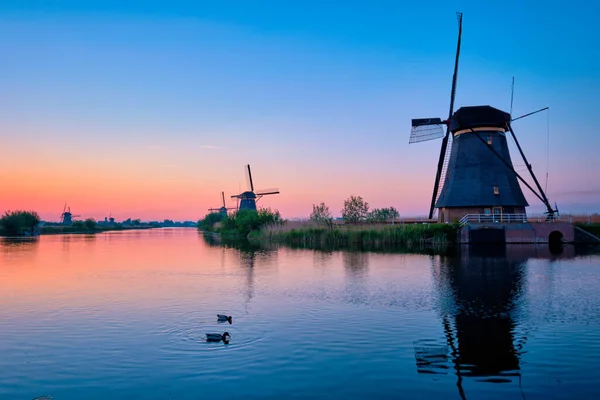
<box><xmin>493</xmin><ymin>186</ymin><xmax>499</xmax><ymax>195</ymax></box>
<box><xmin>487</xmin><ymin>135</ymin><xmax>493</xmax><ymax>145</ymax></box>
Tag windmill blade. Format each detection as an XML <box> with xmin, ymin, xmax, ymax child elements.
<box><xmin>256</xmin><ymin>188</ymin><xmax>280</xmax><ymax>195</ymax></box>
<box><xmin>410</xmin><ymin>118</ymin><xmax>446</xmax><ymax>143</ymax></box>
<box><xmin>221</xmin><ymin>191</ymin><xmax>226</xmax><ymax>208</ymax></box>
<box><xmin>428</xmin><ymin>11</ymin><xmax>463</xmax><ymax>220</ymax></box>
<box><xmin>246</xmin><ymin>164</ymin><xmax>254</xmax><ymax>192</ymax></box>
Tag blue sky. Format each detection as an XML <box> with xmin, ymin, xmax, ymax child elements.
<box><xmin>0</xmin><ymin>0</ymin><xmax>598</xmax><ymax>219</ymax></box>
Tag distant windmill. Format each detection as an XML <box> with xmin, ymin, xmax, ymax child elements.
<box><xmin>208</xmin><ymin>191</ymin><xmax>236</xmax><ymax>216</ymax></box>
<box><xmin>60</xmin><ymin>202</ymin><xmax>81</xmax><ymax>226</ymax></box>
<box><xmin>231</xmin><ymin>164</ymin><xmax>280</xmax><ymax>211</ymax></box>
<box><xmin>409</xmin><ymin>12</ymin><xmax>558</xmax><ymax>223</ymax></box>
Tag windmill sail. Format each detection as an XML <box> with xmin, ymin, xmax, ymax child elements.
<box><xmin>256</xmin><ymin>188</ymin><xmax>280</xmax><ymax>196</ymax></box>
<box><xmin>435</xmin><ymin>134</ymin><xmax>453</xmax><ymax>209</ymax></box>
<box><xmin>245</xmin><ymin>164</ymin><xmax>254</xmax><ymax>192</ymax></box>
<box><xmin>428</xmin><ymin>12</ymin><xmax>463</xmax><ymax>220</ymax></box>
<box><xmin>410</xmin><ymin>118</ymin><xmax>446</xmax><ymax>143</ymax></box>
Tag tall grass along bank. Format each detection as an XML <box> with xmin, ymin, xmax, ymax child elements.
<box><xmin>254</xmin><ymin>221</ymin><xmax>459</xmax><ymax>249</ymax></box>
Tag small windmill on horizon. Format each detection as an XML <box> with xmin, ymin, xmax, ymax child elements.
<box><xmin>60</xmin><ymin>202</ymin><xmax>81</xmax><ymax>225</ymax></box>
<box><xmin>208</xmin><ymin>191</ymin><xmax>236</xmax><ymax>216</ymax></box>
<box><xmin>231</xmin><ymin>164</ymin><xmax>280</xmax><ymax>211</ymax></box>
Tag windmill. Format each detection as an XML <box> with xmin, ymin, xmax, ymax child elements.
<box><xmin>230</xmin><ymin>164</ymin><xmax>280</xmax><ymax>211</ymax></box>
<box><xmin>409</xmin><ymin>12</ymin><xmax>558</xmax><ymax>223</ymax></box>
<box><xmin>208</xmin><ymin>191</ymin><xmax>236</xmax><ymax>216</ymax></box>
<box><xmin>60</xmin><ymin>203</ymin><xmax>81</xmax><ymax>226</ymax></box>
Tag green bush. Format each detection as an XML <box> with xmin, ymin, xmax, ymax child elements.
<box><xmin>198</xmin><ymin>212</ymin><xmax>226</xmax><ymax>231</ymax></box>
<box><xmin>218</xmin><ymin>208</ymin><xmax>282</xmax><ymax>239</ymax></box>
<box><xmin>0</xmin><ymin>210</ymin><xmax>41</xmax><ymax>236</ymax></box>
<box><xmin>84</xmin><ymin>218</ymin><xmax>97</xmax><ymax>231</ymax></box>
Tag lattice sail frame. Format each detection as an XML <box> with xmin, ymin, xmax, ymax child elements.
<box><xmin>409</xmin><ymin>118</ymin><xmax>446</xmax><ymax>143</ymax></box>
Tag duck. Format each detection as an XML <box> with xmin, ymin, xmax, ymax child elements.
<box><xmin>217</xmin><ymin>314</ymin><xmax>233</xmax><ymax>324</ymax></box>
<box><xmin>206</xmin><ymin>332</ymin><xmax>231</xmax><ymax>342</ymax></box>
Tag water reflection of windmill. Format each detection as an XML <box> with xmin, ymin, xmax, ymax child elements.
<box><xmin>239</xmin><ymin>249</ymin><xmax>256</xmax><ymax>313</ymax></box>
<box><xmin>60</xmin><ymin>202</ymin><xmax>81</xmax><ymax>226</ymax></box>
<box><xmin>231</xmin><ymin>164</ymin><xmax>279</xmax><ymax>211</ymax></box>
<box><xmin>416</xmin><ymin>246</ymin><xmax>528</xmax><ymax>399</ymax></box>
<box><xmin>208</xmin><ymin>191</ymin><xmax>236</xmax><ymax>216</ymax></box>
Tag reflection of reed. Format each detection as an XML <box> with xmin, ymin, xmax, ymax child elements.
<box><xmin>0</xmin><ymin>237</ymin><xmax>40</xmax><ymax>260</ymax></box>
<box><xmin>82</xmin><ymin>234</ymin><xmax>97</xmax><ymax>243</ymax></box>
<box><xmin>313</xmin><ymin>249</ymin><xmax>334</xmax><ymax>269</ymax></box>
<box><xmin>342</xmin><ymin>251</ymin><xmax>369</xmax><ymax>275</ymax></box>
<box><xmin>201</xmin><ymin>233</ymin><xmax>222</xmax><ymax>247</ymax></box>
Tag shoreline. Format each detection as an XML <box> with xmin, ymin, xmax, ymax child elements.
<box><xmin>200</xmin><ymin>220</ymin><xmax>600</xmax><ymax>249</ymax></box>
<box><xmin>0</xmin><ymin>225</ymin><xmax>156</xmax><ymax>238</ymax></box>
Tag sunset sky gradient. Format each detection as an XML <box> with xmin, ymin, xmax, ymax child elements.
<box><xmin>1</xmin><ymin>0</ymin><xmax>599</xmax><ymax>221</ymax></box>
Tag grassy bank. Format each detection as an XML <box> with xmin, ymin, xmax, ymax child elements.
<box><xmin>252</xmin><ymin>221</ymin><xmax>460</xmax><ymax>249</ymax></box>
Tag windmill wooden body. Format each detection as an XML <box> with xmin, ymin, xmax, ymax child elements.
<box><xmin>231</xmin><ymin>164</ymin><xmax>279</xmax><ymax>211</ymax></box>
<box><xmin>410</xmin><ymin>12</ymin><xmax>558</xmax><ymax>223</ymax></box>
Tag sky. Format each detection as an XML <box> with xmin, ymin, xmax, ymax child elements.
<box><xmin>0</xmin><ymin>0</ymin><xmax>599</xmax><ymax>222</ymax></box>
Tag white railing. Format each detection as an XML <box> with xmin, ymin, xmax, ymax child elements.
<box><xmin>458</xmin><ymin>213</ymin><xmax>569</xmax><ymax>227</ymax></box>
<box><xmin>459</xmin><ymin>213</ymin><xmax>528</xmax><ymax>226</ymax></box>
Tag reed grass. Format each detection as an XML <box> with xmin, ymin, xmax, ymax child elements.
<box><xmin>253</xmin><ymin>221</ymin><xmax>459</xmax><ymax>249</ymax></box>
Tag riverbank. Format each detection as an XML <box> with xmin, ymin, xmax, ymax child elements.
<box><xmin>249</xmin><ymin>221</ymin><xmax>460</xmax><ymax>248</ymax></box>
<box><xmin>0</xmin><ymin>225</ymin><xmax>155</xmax><ymax>237</ymax></box>
<box><xmin>40</xmin><ymin>225</ymin><xmax>155</xmax><ymax>235</ymax></box>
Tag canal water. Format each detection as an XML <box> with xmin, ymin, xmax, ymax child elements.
<box><xmin>1</xmin><ymin>228</ymin><xmax>599</xmax><ymax>399</ymax></box>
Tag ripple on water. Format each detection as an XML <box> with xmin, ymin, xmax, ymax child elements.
<box><xmin>159</xmin><ymin>311</ymin><xmax>273</xmax><ymax>355</ymax></box>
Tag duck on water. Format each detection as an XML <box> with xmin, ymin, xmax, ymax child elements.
<box><xmin>206</xmin><ymin>332</ymin><xmax>231</xmax><ymax>343</ymax></box>
<box><xmin>217</xmin><ymin>314</ymin><xmax>232</xmax><ymax>324</ymax></box>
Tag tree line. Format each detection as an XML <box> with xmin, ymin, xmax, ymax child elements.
<box><xmin>310</xmin><ymin>195</ymin><xmax>399</xmax><ymax>227</ymax></box>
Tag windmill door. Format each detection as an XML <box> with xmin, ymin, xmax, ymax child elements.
<box><xmin>493</xmin><ymin>207</ymin><xmax>502</xmax><ymax>221</ymax></box>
